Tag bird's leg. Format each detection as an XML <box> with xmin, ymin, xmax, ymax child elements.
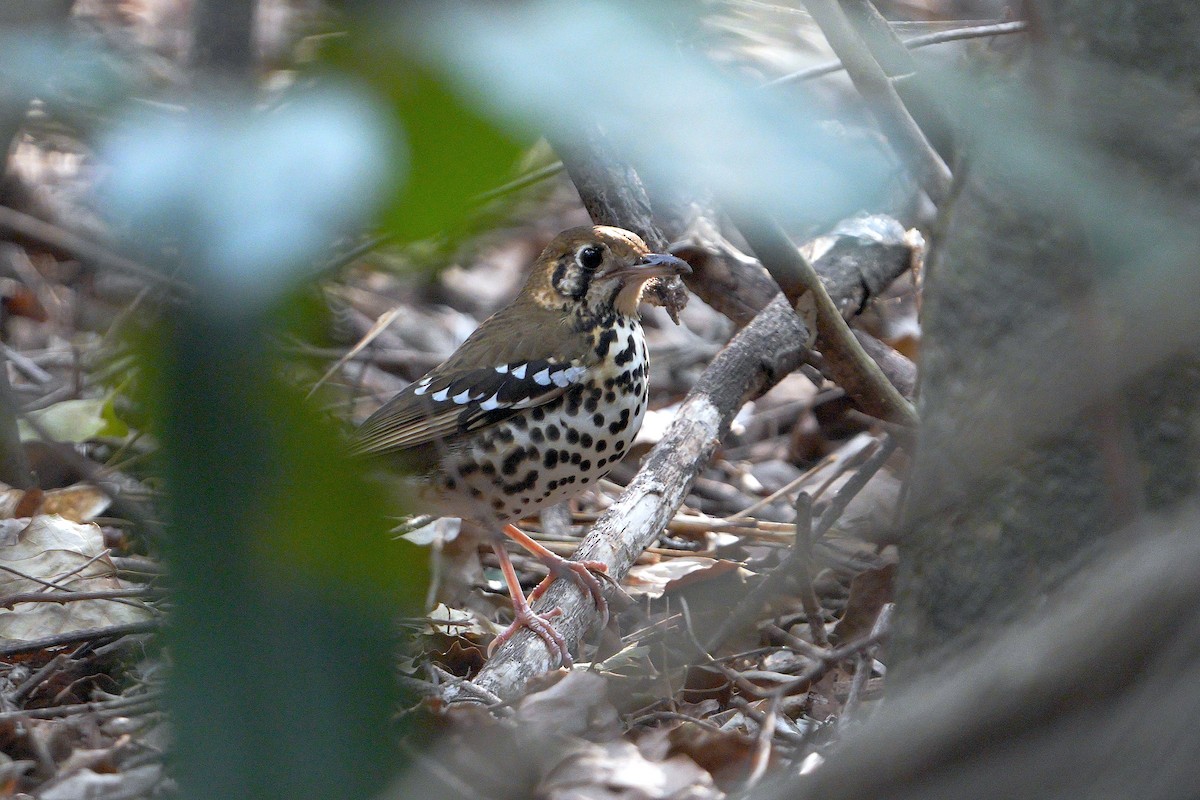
<box><xmin>501</xmin><ymin>524</ymin><xmax>609</xmax><ymax>628</ymax></box>
<box><xmin>488</xmin><ymin>540</ymin><xmax>571</xmax><ymax>666</ymax></box>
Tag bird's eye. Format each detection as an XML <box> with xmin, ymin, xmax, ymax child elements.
<box><xmin>577</xmin><ymin>245</ymin><xmax>603</xmax><ymax>271</ymax></box>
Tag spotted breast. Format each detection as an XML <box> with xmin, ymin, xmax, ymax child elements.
<box><xmin>426</xmin><ymin>312</ymin><xmax>648</xmax><ymax>524</ymax></box>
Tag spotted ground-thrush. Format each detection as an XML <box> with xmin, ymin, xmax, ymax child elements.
<box><xmin>353</xmin><ymin>226</ymin><xmax>690</xmax><ymax>665</ymax></box>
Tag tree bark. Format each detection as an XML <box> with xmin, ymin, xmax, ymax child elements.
<box><xmin>893</xmin><ymin>0</ymin><xmax>1200</xmax><ymax>669</ymax></box>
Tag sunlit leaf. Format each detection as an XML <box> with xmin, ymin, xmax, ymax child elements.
<box><xmin>20</xmin><ymin>397</ymin><xmax>129</xmax><ymax>443</ymax></box>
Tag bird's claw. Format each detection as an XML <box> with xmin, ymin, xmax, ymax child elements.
<box><xmin>489</xmin><ymin>601</ymin><xmax>570</xmax><ymax>667</ymax></box>
<box><xmin>529</xmin><ymin>557</ymin><xmax>611</xmax><ymax>631</ymax></box>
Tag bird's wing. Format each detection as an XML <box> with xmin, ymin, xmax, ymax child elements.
<box><xmin>352</xmin><ymin>358</ymin><xmax>589</xmax><ymax>454</ymax></box>
<box><xmin>352</xmin><ymin>300</ymin><xmax>596</xmax><ymax>455</ymax></box>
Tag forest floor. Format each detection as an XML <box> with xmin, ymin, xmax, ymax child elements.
<box><xmin>0</xmin><ymin>1</ymin><xmax>969</xmax><ymax>797</ymax></box>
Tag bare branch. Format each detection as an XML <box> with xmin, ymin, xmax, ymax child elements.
<box><xmin>763</xmin><ymin>21</ymin><xmax>1028</xmax><ymax>87</ymax></box>
<box><xmin>802</xmin><ymin>0</ymin><xmax>953</xmax><ymax>202</ymax></box>
<box><xmin>732</xmin><ymin>213</ymin><xmax>918</xmax><ymax>427</ymax></box>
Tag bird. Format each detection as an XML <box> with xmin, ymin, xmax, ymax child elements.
<box><xmin>352</xmin><ymin>226</ymin><xmax>690</xmax><ymax>666</ymax></box>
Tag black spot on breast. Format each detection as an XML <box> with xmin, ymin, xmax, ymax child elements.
<box><xmin>565</xmin><ymin>385</ymin><xmax>585</xmax><ymax>416</ymax></box>
<box><xmin>580</xmin><ymin>459</ymin><xmax>591</xmax><ymax>471</ymax></box>
<box><xmin>544</xmin><ymin>450</ymin><xmax>559</xmax><ymax>468</ymax></box>
<box><xmin>570</xmin><ymin>452</ymin><xmax>581</xmax><ymax>465</ymax></box>
<box><xmin>532</xmin><ymin>407</ymin><xmax>545</xmax><ymax>422</ymax></box>
<box><xmin>458</xmin><ymin>462</ymin><xmax>480</xmax><ymax>477</ymax></box>
<box><xmin>604</xmin><ymin>377</ymin><xmax>616</xmax><ymax>389</ymax></box>
<box><xmin>497</xmin><ymin>428</ymin><xmax>515</xmax><ymax>444</ymax></box>
<box><xmin>509</xmin><ymin>415</ymin><xmax>527</xmax><ymax>430</ymax></box>
<box><xmin>595</xmin><ymin>327</ymin><xmax>617</xmax><ymax>358</ymax></box>
<box><xmin>596</xmin><ymin>439</ymin><xmax>608</xmax><ymax>452</ymax></box>
<box><xmin>615</xmin><ymin>337</ymin><xmax>637</xmax><ymax>366</ymax></box>
<box><xmin>584</xmin><ymin>395</ymin><xmax>599</xmax><ymax>413</ymax></box>
<box><xmin>547</xmin><ymin>425</ymin><xmax>561</xmax><ymax>441</ymax></box>
<box><xmin>492</xmin><ymin>498</ymin><xmax>505</xmax><ymax>510</ymax></box>
<box><xmin>502</xmin><ymin>448</ymin><xmax>525</xmax><ymax>476</ymax></box>
<box><xmin>605</xmin><ymin>390</ymin><xmax>616</xmax><ymax>403</ymax></box>
<box><xmin>530</xmin><ymin>427</ymin><xmax>544</xmax><ymax>443</ymax></box>
<box><xmin>481</xmin><ymin>462</ymin><xmax>497</xmax><ymax>476</ymax></box>
<box><xmin>597</xmin><ymin>457</ymin><xmax>608</xmax><ymax>467</ymax></box>
<box><xmin>445</xmin><ymin>477</ymin><xmax>457</xmax><ymax>491</ymax></box>
<box><xmin>580</xmin><ymin>433</ymin><xmax>593</xmax><ymax>448</ymax></box>
<box><xmin>608</xmin><ymin>409</ymin><xmax>631</xmax><ymax>435</ymax></box>
<box><xmin>614</xmin><ymin>439</ymin><xmax>627</xmax><ymax>453</ymax></box>
<box><xmin>505</xmin><ymin>470</ymin><xmax>538</xmax><ymax>494</ymax></box>
<box><xmin>592</xmin><ymin>413</ymin><xmax>604</xmax><ymax>427</ymax></box>
<box><xmin>566</xmin><ymin>428</ymin><xmax>580</xmax><ymax>444</ymax></box>
<box><xmin>469</xmin><ymin>487</ymin><xmax>483</xmax><ymax>498</ymax></box>
<box><xmin>547</xmin><ymin>479</ymin><xmax>559</xmax><ymax>490</ymax></box>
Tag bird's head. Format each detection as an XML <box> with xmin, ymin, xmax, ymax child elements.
<box><xmin>527</xmin><ymin>225</ymin><xmax>691</xmax><ymax>318</ymax></box>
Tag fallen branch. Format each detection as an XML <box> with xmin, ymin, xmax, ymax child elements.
<box><xmin>732</xmin><ymin>213</ymin><xmax>919</xmax><ymax>427</ymax></box>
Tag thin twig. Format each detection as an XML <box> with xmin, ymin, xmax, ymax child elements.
<box><xmin>2</xmin><ymin>345</ymin><xmax>53</xmax><ymax>385</ymax></box>
<box><xmin>0</xmin><ymin>620</ymin><xmax>162</xmax><ymax>657</ymax></box>
<box><xmin>705</xmin><ymin>437</ymin><xmax>895</xmax><ymax>653</ymax></box>
<box><xmin>763</xmin><ymin>20</ymin><xmax>1028</xmax><ymax>87</ymax></box>
<box><xmin>815</xmin><ymin>437</ymin><xmax>899</xmax><ymax>538</ymax></box>
<box><xmin>307</xmin><ymin>233</ymin><xmax>397</xmax><ymax>285</ymax></box>
<box><xmin>801</xmin><ymin>0</ymin><xmax>952</xmax><ymax>202</ymax></box>
<box><xmin>0</xmin><ymin>205</ymin><xmax>189</xmax><ymax>294</ymax></box>
<box><xmin>741</xmin><ymin>693</ymin><xmax>781</xmax><ymax>791</ymax></box>
<box><xmin>307</xmin><ymin>306</ymin><xmax>403</xmax><ymax>398</ymax></box>
<box><xmin>838</xmin><ymin>602</ymin><xmax>893</xmax><ymax>733</ymax></box>
<box><xmin>471</xmin><ymin>161</ymin><xmax>565</xmax><ymax>204</ymax></box>
<box><xmin>8</xmin><ymin>653</ymin><xmax>69</xmax><ymax>704</ymax></box>
<box><xmin>793</xmin><ymin>494</ymin><xmax>829</xmax><ymax>648</ymax></box>
<box><xmin>0</xmin><ymin>691</ymin><xmax>162</xmax><ymax>722</ymax></box>
<box><xmin>0</xmin><ymin>587</ymin><xmax>162</xmax><ymax>609</ymax></box>
<box><xmin>628</xmin><ymin>709</ymin><xmax>728</xmax><ymax>734</ymax></box>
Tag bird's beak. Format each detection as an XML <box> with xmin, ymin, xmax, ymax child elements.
<box><xmin>611</xmin><ymin>252</ymin><xmax>692</xmax><ymax>282</ymax></box>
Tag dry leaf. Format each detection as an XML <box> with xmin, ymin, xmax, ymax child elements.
<box><xmin>0</xmin><ymin>515</ymin><xmax>153</xmax><ymax>642</ymax></box>
<box><xmin>831</xmin><ymin>562</ymin><xmax>895</xmax><ymax>643</ymax></box>
<box><xmin>0</xmin><ymin>483</ymin><xmax>111</xmax><ymax>523</ymax></box>
<box><xmin>625</xmin><ymin>557</ymin><xmax>746</xmax><ymax>599</ymax></box>
<box><xmin>541</xmin><ymin>740</ymin><xmax>719</xmax><ymax>800</ymax></box>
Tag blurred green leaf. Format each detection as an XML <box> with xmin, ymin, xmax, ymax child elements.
<box><xmin>132</xmin><ymin>296</ymin><xmax>427</xmax><ymax>800</ymax></box>
<box><xmin>322</xmin><ymin>38</ymin><xmax>526</xmax><ymax>243</ymax></box>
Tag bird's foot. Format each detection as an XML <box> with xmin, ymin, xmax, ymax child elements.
<box><xmin>488</xmin><ymin>539</ymin><xmax>573</xmax><ymax>666</ymax></box>
<box><xmin>501</xmin><ymin>524</ymin><xmax>611</xmax><ymax>629</ymax></box>
<box><xmin>488</xmin><ymin>595</ymin><xmax>570</xmax><ymax>666</ymax></box>
<box><xmin>528</xmin><ymin>556</ymin><xmax>611</xmax><ymax>630</ymax></box>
